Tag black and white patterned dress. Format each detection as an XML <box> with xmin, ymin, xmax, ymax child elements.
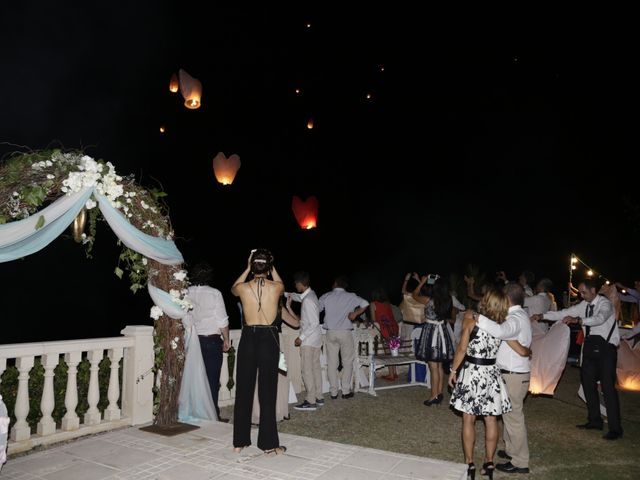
<box><xmin>450</xmin><ymin>326</ymin><xmax>512</xmax><ymax>416</ymax></box>
<box><xmin>415</xmin><ymin>300</ymin><xmax>454</xmax><ymax>363</ymax></box>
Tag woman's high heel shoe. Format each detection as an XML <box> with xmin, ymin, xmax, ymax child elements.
<box><xmin>467</xmin><ymin>462</ymin><xmax>475</xmax><ymax>480</ymax></box>
<box><xmin>423</xmin><ymin>393</ymin><xmax>444</xmax><ymax>406</ymax></box>
<box><xmin>481</xmin><ymin>461</ymin><xmax>494</xmax><ymax>479</ymax></box>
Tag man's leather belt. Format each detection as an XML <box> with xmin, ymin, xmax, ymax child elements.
<box><xmin>500</xmin><ymin>369</ymin><xmax>529</xmax><ymax>375</ymax></box>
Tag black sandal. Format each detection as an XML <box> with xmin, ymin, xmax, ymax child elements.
<box><xmin>264</xmin><ymin>446</ymin><xmax>287</xmax><ymax>455</ymax></box>
<box><xmin>481</xmin><ymin>461</ymin><xmax>494</xmax><ymax>479</ymax></box>
<box><xmin>467</xmin><ymin>462</ymin><xmax>475</xmax><ymax>480</ymax></box>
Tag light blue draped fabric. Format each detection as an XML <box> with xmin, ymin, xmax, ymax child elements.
<box><xmin>0</xmin><ymin>185</ymin><xmax>215</xmax><ymax>423</ymax></box>
<box><xmin>178</xmin><ymin>314</ymin><xmax>218</xmax><ymax>423</ymax></box>
<box><xmin>95</xmin><ymin>192</ymin><xmax>183</xmax><ymax>265</ymax></box>
<box><xmin>148</xmin><ymin>284</ymin><xmax>188</xmax><ymax>319</ymax></box>
<box><xmin>0</xmin><ymin>188</ymin><xmax>93</xmax><ymax>262</ymax></box>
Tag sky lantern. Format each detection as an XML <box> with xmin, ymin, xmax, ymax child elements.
<box><xmin>212</xmin><ymin>152</ymin><xmax>241</xmax><ymax>185</ymax></box>
<box><xmin>178</xmin><ymin>69</ymin><xmax>202</xmax><ymax>109</ymax></box>
<box><xmin>617</xmin><ymin>340</ymin><xmax>640</xmax><ymax>392</ymax></box>
<box><xmin>292</xmin><ymin>195</ymin><xmax>318</xmax><ymax>230</ymax></box>
<box><xmin>529</xmin><ymin>322</ymin><xmax>570</xmax><ymax>395</ymax></box>
<box><xmin>307</xmin><ymin>118</ymin><xmax>314</xmax><ymax>129</ymax></box>
<box><xmin>169</xmin><ymin>73</ymin><xmax>179</xmax><ymax>93</ymax></box>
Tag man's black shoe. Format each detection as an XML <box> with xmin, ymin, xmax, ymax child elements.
<box><xmin>341</xmin><ymin>392</ymin><xmax>354</xmax><ymax>399</ymax></box>
<box><xmin>497</xmin><ymin>450</ymin><xmax>512</xmax><ymax>460</ymax></box>
<box><xmin>330</xmin><ymin>394</ymin><xmax>338</xmax><ymax>399</ymax></box>
<box><xmin>495</xmin><ymin>462</ymin><xmax>530</xmax><ymax>474</ymax></box>
<box><xmin>218</xmin><ymin>417</ymin><xmax>230</xmax><ymax>423</ymax></box>
<box><xmin>603</xmin><ymin>430</ymin><xmax>623</xmax><ymax>440</ymax></box>
<box><xmin>576</xmin><ymin>422</ymin><xmax>603</xmax><ymax>430</ymax></box>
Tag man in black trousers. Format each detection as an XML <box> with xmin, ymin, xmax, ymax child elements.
<box><xmin>533</xmin><ymin>278</ymin><xmax>622</xmax><ymax>440</ymax></box>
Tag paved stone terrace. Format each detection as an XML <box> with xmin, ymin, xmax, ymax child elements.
<box><xmin>1</xmin><ymin>420</ymin><xmax>467</xmax><ymax>479</ymax></box>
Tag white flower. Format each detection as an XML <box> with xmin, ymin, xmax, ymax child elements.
<box><xmin>46</xmin><ymin>174</ymin><xmax>55</xmax><ymax>179</ymax></box>
<box><xmin>173</xmin><ymin>270</ymin><xmax>187</xmax><ymax>281</ymax></box>
<box><xmin>150</xmin><ymin>305</ymin><xmax>163</xmax><ymax>320</ymax></box>
<box><xmin>142</xmin><ymin>258</ymin><xmax>148</xmax><ymax>265</ymax></box>
<box><xmin>45</xmin><ymin>160</ymin><xmax>53</xmax><ymax>167</ymax></box>
<box><xmin>170</xmin><ymin>340</ymin><xmax>178</xmax><ymax>350</ymax></box>
<box><xmin>12</xmin><ymin>192</ymin><xmax>19</xmax><ymax>197</ymax></box>
<box><xmin>140</xmin><ymin>200</ymin><xmax>149</xmax><ymax>210</ymax></box>
<box><xmin>85</xmin><ymin>198</ymin><xmax>97</xmax><ymax>209</ymax></box>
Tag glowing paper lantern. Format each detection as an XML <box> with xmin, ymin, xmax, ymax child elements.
<box><xmin>292</xmin><ymin>196</ymin><xmax>318</xmax><ymax>230</ymax></box>
<box><xmin>159</xmin><ymin>126</ymin><xmax>166</xmax><ymax>133</ymax></box>
<box><xmin>178</xmin><ymin>69</ymin><xmax>202</xmax><ymax>109</ymax></box>
<box><xmin>529</xmin><ymin>321</ymin><xmax>570</xmax><ymax>395</ymax></box>
<box><xmin>617</xmin><ymin>339</ymin><xmax>640</xmax><ymax>391</ymax></box>
<box><xmin>212</xmin><ymin>152</ymin><xmax>241</xmax><ymax>185</ymax></box>
<box><xmin>307</xmin><ymin>118</ymin><xmax>314</xmax><ymax>129</ymax></box>
<box><xmin>169</xmin><ymin>73</ymin><xmax>179</xmax><ymax>93</ymax></box>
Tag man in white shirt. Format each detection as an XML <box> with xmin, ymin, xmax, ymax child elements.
<box><xmin>523</xmin><ymin>278</ymin><xmax>553</xmax><ymax>332</ymax></box>
<box><xmin>477</xmin><ymin>283</ymin><xmax>532</xmax><ymax>474</ymax></box>
<box><xmin>532</xmin><ymin>278</ymin><xmax>622</xmax><ymax>440</ymax></box>
<box><xmin>187</xmin><ymin>262</ymin><xmax>230</xmax><ymax>421</ymax></box>
<box><xmin>319</xmin><ymin>276</ymin><xmax>369</xmax><ymax>399</ymax></box>
<box><xmin>286</xmin><ymin>271</ymin><xmax>323</xmax><ymax>411</ymax></box>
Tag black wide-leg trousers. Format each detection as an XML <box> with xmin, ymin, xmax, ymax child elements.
<box><xmin>233</xmin><ymin>325</ymin><xmax>280</xmax><ymax>450</ymax></box>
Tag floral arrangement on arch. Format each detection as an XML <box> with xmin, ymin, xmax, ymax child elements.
<box><xmin>0</xmin><ymin>149</ymin><xmax>190</xmax><ymax>425</ymax></box>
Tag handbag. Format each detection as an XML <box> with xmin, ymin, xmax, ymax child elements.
<box><xmin>399</xmin><ymin>294</ymin><xmax>426</xmax><ymax>324</ymax></box>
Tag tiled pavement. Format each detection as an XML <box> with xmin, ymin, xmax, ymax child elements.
<box><xmin>1</xmin><ymin>421</ymin><xmax>467</xmax><ymax>479</ymax></box>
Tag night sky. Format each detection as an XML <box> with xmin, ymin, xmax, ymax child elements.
<box><xmin>1</xmin><ymin>5</ymin><xmax>637</xmax><ymax>342</ymax></box>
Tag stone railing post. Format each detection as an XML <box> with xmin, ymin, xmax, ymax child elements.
<box><xmin>84</xmin><ymin>350</ymin><xmax>103</xmax><ymax>426</ymax></box>
<box><xmin>120</xmin><ymin>326</ymin><xmax>154</xmax><ymax>425</ymax></box>
<box><xmin>10</xmin><ymin>356</ymin><xmax>34</xmax><ymax>442</ymax></box>
<box><xmin>104</xmin><ymin>347</ymin><xmax>123</xmax><ymax>421</ymax></box>
<box><xmin>37</xmin><ymin>353</ymin><xmax>59</xmax><ymax>436</ymax></box>
<box><xmin>61</xmin><ymin>351</ymin><xmax>82</xmax><ymax>431</ymax></box>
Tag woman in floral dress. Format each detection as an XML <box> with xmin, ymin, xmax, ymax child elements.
<box><xmin>448</xmin><ymin>288</ymin><xmax>529</xmax><ymax>479</ymax></box>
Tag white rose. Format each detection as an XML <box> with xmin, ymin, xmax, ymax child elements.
<box><xmin>173</xmin><ymin>270</ymin><xmax>187</xmax><ymax>281</ymax></box>
<box><xmin>150</xmin><ymin>305</ymin><xmax>163</xmax><ymax>320</ymax></box>
<box><xmin>85</xmin><ymin>198</ymin><xmax>97</xmax><ymax>210</ymax></box>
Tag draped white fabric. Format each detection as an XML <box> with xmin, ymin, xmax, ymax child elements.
<box><xmin>178</xmin><ymin>315</ymin><xmax>217</xmax><ymax>422</ymax></box>
<box><xmin>0</xmin><ymin>182</ymin><xmax>215</xmax><ymax>423</ymax></box>
<box><xmin>0</xmin><ymin>394</ymin><xmax>8</xmax><ymax>470</ymax></box>
<box><xmin>529</xmin><ymin>321</ymin><xmax>570</xmax><ymax>395</ymax></box>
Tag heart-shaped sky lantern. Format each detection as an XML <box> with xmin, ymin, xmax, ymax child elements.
<box><xmin>212</xmin><ymin>152</ymin><xmax>241</xmax><ymax>185</ymax></box>
<box><xmin>292</xmin><ymin>196</ymin><xmax>318</xmax><ymax>230</ymax></box>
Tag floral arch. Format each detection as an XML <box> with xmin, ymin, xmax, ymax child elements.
<box><xmin>0</xmin><ymin>149</ymin><xmax>192</xmax><ymax>427</ymax></box>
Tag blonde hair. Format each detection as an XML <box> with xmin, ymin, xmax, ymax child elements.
<box><xmin>478</xmin><ymin>287</ymin><xmax>509</xmax><ymax>324</ymax></box>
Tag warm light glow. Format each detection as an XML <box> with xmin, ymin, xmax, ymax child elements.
<box><xmin>380</xmin><ymin>65</ymin><xmax>385</xmax><ymax>72</ymax></box>
<box><xmin>306</xmin><ymin>23</ymin><xmax>311</xmax><ymax>28</ymax></box>
<box><xmin>366</xmin><ymin>93</ymin><xmax>372</xmax><ymax>100</ymax></box>
<box><xmin>212</xmin><ymin>152</ymin><xmax>241</xmax><ymax>185</ymax></box>
<box><xmin>571</xmin><ymin>265</ymin><xmax>577</xmax><ymax>270</ymax></box>
<box><xmin>587</xmin><ymin>270</ymin><xmax>593</xmax><ymax>276</ymax></box>
<box><xmin>605</xmin><ymin>280</ymin><xmax>610</xmax><ymax>285</ymax></box>
<box><xmin>295</xmin><ymin>88</ymin><xmax>301</xmax><ymax>94</ymax></box>
<box><xmin>571</xmin><ymin>256</ymin><xmax>577</xmax><ymax>264</ymax></box>
<box><xmin>169</xmin><ymin>73</ymin><xmax>179</xmax><ymax>93</ymax></box>
<box><xmin>619</xmin><ymin>378</ymin><xmax>640</xmax><ymax>391</ymax></box>
<box><xmin>622</xmin><ymin>289</ymin><xmax>627</xmax><ymax>294</ymax></box>
<box><xmin>178</xmin><ymin>69</ymin><xmax>202</xmax><ymax>109</ymax></box>
<box><xmin>307</xmin><ymin>118</ymin><xmax>314</xmax><ymax>129</ymax></box>
<box><xmin>292</xmin><ymin>195</ymin><xmax>318</xmax><ymax>230</ymax></box>
<box><xmin>159</xmin><ymin>126</ymin><xmax>165</xmax><ymax>133</ymax></box>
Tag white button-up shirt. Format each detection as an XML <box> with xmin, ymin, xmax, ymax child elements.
<box><xmin>289</xmin><ymin>288</ymin><xmax>322</xmax><ymax>348</ymax></box>
<box><xmin>544</xmin><ymin>294</ymin><xmax>619</xmax><ymax>346</ymax></box>
<box><xmin>187</xmin><ymin>285</ymin><xmax>229</xmax><ymax>336</ymax></box>
<box><xmin>478</xmin><ymin>305</ymin><xmax>532</xmax><ymax>373</ymax></box>
<box><xmin>524</xmin><ymin>292</ymin><xmax>552</xmax><ymax>316</ymax></box>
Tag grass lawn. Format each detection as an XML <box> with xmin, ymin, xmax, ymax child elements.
<box><xmin>221</xmin><ymin>365</ymin><xmax>640</xmax><ymax>479</ymax></box>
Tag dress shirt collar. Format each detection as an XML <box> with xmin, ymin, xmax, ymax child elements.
<box><xmin>299</xmin><ymin>287</ymin><xmax>311</xmax><ymax>300</ymax></box>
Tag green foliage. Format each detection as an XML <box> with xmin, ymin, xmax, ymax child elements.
<box><xmin>0</xmin><ymin>355</ymin><xmax>122</xmax><ymax>432</ymax></box>
<box><xmin>116</xmin><ymin>246</ymin><xmax>148</xmax><ymax>294</ymax></box>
